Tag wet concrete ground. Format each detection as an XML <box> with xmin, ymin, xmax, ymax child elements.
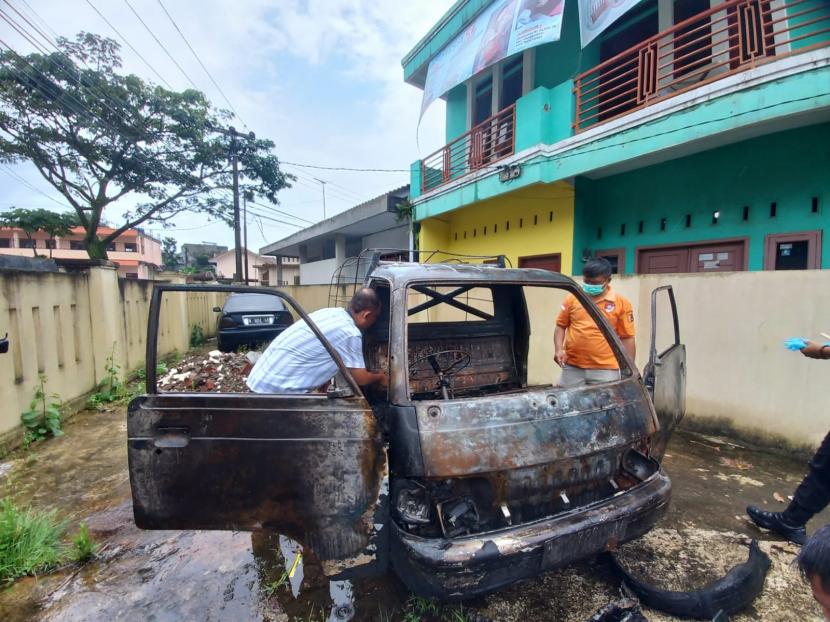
<box><xmin>0</xmin><ymin>406</ymin><xmax>827</xmax><ymax>621</ymax></box>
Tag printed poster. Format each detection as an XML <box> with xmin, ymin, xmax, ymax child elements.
<box><xmin>578</xmin><ymin>0</ymin><xmax>645</xmax><ymax>47</ymax></box>
<box><xmin>420</xmin><ymin>0</ymin><xmax>565</xmax><ymax>116</ymax></box>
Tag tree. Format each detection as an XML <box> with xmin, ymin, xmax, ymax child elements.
<box><xmin>0</xmin><ymin>33</ymin><xmax>292</xmax><ymax>260</ymax></box>
<box><xmin>161</xmin><ymin>236</ymin><xmax>178</xmax><ymax>270</ymax></box>
<box><xmin>0</xmin><ymin>208</ymin><xmax>76</xmax><ymax>257</ymax></box>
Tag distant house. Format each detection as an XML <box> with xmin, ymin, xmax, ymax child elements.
<box><xmin>0</xmin><ymin>225</ymin><xmax>161</xmax><ymax>279</ymax></box>
<box><xmin>181</xmin><ymin>242</ymin><xmax>228</xmax><ymax>269</ymax></box>
<box><xmin>260</xmin><ymin>186</ymin><xmax>410</xmax><ymax>285</ymax></box>
<box><xmin>209</xmin><ymin>248</ymin><xmax>299</xmax><ymax>286</ymax></box>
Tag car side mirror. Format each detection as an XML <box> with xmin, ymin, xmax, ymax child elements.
<box><xmin>212</xmin><ymin>306</ymin><xmax>221</xmax><ymax>312</ymax></box>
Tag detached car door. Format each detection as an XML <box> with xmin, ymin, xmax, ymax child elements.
<box><xmin>642</xmin><ymin>285</ymin><xmax>686</xmax><ymax>460</ymax></box>
<box><xmin>128</xmin><ymin>285</ymin><xmax>386</xmax><ymax>564</ymax></box>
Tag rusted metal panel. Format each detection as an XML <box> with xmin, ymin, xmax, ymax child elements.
<box><xmin>414</xmin><ymin>380</ymin><xmax>656</xmax><ymax>478</ymax></box>
<box><xmin>390</xmin><ymin>470</ymin><xmax>671</xmax><ymax>600</ymax></box>
<box><xmin>128</xmin><ymin>392</ymin><xmax>385</xmax><ymax>561</ymax></box>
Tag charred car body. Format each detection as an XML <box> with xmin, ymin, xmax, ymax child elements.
<box><xmin>128</xmin><ymin>257</ymin><xmax>686</xmax><ymax>600</ymax></box>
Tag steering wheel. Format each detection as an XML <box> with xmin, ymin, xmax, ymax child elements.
<box><xmin>409</xmin><ymin>349</ymin><xmax>471</xmax><ymax>400</ymax></box>
<box><xmin>409</xmin><ymin>349</ymin><xmax>472</xmax><ymax>378</ymax></box>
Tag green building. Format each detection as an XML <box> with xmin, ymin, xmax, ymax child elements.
<box><xmin>404</xmin><ymin>0</ymin><xmax>830</xmax><ymax>274</ymax></box>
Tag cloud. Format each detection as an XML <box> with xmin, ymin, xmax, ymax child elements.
<box><xmin>0</xmin><ymin>0</ymin><xmax>451</xmax><ymax>248</ymax></box>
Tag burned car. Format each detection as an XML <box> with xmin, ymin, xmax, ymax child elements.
<box><xmin>127</xmin><ymin>256</ymin><xmax>686</xmax><ymax>600</ymax></box>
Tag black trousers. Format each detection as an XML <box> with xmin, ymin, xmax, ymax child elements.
<box><xmin>787</xmin><ymin>429</ymin><xmax>830</xmax><ymax>525</ymax></box>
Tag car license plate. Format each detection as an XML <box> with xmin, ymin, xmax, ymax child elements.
<box><xmin>242</xmin><ymin>315</ymin><xmax>274</xmax><ymax>326</ymax></box>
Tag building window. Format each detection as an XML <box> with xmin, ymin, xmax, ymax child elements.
<box><xmin>473</xmin><ymin>75</ymin><xmax>493</xmax><ymax>126</ymax></box>
<box><xmin>107</xmin><ymin>242</ymin><xmax>117</xmax><ymax>252</ymax></box>
<box><xmin>764</xmin><ymin>231</ymin><xmax>822</xmax><ymax>271</ymax></box>
<box><xmin>124</xmin><ymin>243</ymin><xmax>137</xmax><ymax>252</ymax></box>
<box><xmin>45</xmin><ymin>239</ymin><xmax>56</xmax><ymax>250</ymax></box>
<box><xmin>500</xmin><ymin>55</ymin><xmax>523</xmax><ymax>109</ymax></box>
<box><xmin>125</xmin><ymin>272</ymin><xmax>139</xmax><ymax>279</ymax></box>
<box><xmin>19</xmin><ymin>238</ymin><xmax>36</xmax><ymax>248</ymax></box>
<box><xmin>595</xmin><ymin>248</ymin><xmax>626</xmax><ymax>274</ymax></box>
<box><xmin>0</xmin><ymin>238</ymin><xmax>10</xmax><ymax>248</ymax></box>
<box><xmin>70</xmin><ymin>240</ymin><xmax>85</xmax><ymax>250</ymax></box>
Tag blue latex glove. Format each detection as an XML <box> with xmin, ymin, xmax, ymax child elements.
<box><xmin>784</xmin><ymin>338</ymin><xmax>808</xmax><ymax>351</ymax></box>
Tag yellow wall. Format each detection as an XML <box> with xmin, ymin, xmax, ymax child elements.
<box><xmin>418</xmin><ymin>182</ymin><xmax>575</xmax><ymax>272</ymax></box>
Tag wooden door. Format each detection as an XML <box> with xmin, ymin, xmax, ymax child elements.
<box><xmin>637</xmin><ymin>247</ymin><xmax>690</xmax><ymax>274</ymax></box>
<box><xmin>519</xmin><ymin>253</ymin><xmax>561</xmax><ymax>272</ymax></box>
<box><xmin>691</xmin><ymin>242</ymin><xmax>745</xmax><ymax>272</ymax></box>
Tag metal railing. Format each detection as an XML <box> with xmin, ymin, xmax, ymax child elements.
<box><xmin>421</xmin><ymin>104</ymin><xmax>516</xmax><ymax>193</ymax></box>
<box><xmin>573</xmin><ymin>0</ymin><xmax>830</xmax><ymax>131</ymax></box>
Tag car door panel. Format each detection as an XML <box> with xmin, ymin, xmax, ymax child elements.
<box><xmin>129</xmin><ymin>285</ymin><xmax>385</xmax><ymax>563</ymax></box>
<box><xmin>643</xmin><ymin>286</ymin><xmax>686</xmax><ymax>459</ymax></box>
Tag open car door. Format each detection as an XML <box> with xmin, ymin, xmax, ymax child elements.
<box><xmin>643</xmin><ymin>285</ymin><xmax>686</xmax><ymax>460</ymax></box>
<box><xmin>128</xmin><ymin>285</ymin><xmax>387</xmax><ymax>568</ymax></box>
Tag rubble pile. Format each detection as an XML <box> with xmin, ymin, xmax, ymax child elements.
<box><xmin>158</xmin><ymin>350</ymin><xmax>251</xmax><ymax>393</ymax></box>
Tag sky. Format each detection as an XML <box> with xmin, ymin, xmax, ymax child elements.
<box><xmin>0</xmin><ymin>0</ymin><xmax>451</xmax><ymax>250</ymax></box>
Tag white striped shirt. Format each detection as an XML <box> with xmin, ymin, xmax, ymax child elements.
<box><xmin>246</xmin><ymin>307</ymin><xmax>365</xmax><ymax>394</ymax></box>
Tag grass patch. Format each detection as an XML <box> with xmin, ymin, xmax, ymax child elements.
<box><xmin>71</xmin><ymin>523</ymin><xmax>97</xmax><ymax>562</ymax></box>
<box><xmin>0</xmin><ymin>499</ymin><xmax>67</xmax><ymax>584</ymax></box>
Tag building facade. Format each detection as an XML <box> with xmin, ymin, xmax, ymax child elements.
<box><xmin>405</xmin><ymin>0</ymin><xmax>830</xmax><ymax>274</ymax></box>
<box><xmin>260</xmin><ymin>186</ymin><xmax>411</xmax><ymax>285</ymax></box>
<box><xmin>0</xmin><ymin>226</ymin><xmax>162</xmax><ymax>278</ymax></box>
<box><xmin>181</xmin><ymin>242</ymin><xmax>228</xmax><ymax>269</ymax></box>
<box><xmin>209</xmin><ymin>248</ymin><xmax>299</xmax><ymax>286</ymax></box>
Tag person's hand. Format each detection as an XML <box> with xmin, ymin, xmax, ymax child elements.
<box><xmin>376</xmin><ymin>370</ymin><xmax>390</xmax><ymax>388</ymax></box>
<box><xmin>801</xmin><ymin>340</ymin><xmax>829</xmax><ymax>359</ymax></box>
<box><xmin>554</xmin><ymin>349</ymin><xmax>567</xmax><ymax>367</ymax></box>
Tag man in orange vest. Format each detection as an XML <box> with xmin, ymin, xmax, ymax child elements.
<box><xmin>554</xmin><ymin>257</ymin><xmax>636</xmax><ymax>386</ymax></box>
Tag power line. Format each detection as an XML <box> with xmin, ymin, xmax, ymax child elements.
<box><xmin>83</xmin><ymin>0</ymin><xmax>173</xmax><ymax>89</ymax></box>
<box><xmin>122</xmin><ymin>0</ymin><xmax>199</xmax><ymax>89</ymax></box>
<box><xmin>1</xmin><ymin>166</ymin><xmax>74</xmax><ymax>209</ymax></box>
<box><xmin>247</xmin><ymin>199</ymin><xmax>314</xmax><ymax>225</ymax></box>
<box><xmin>246</xmin><ymin>206</ymin><xmax>304</xmax><ymax>229</ymax></box>
<box><xmin>153</xmin><ymin>0</ymin><xmax>248</xmax><ymax>129</ymax></box>
<box><xmin>282</xmin><ymin>160</ymin><xmax>409</xmax><ymax>173</ymax></box>
<box><xmin>0</xmin><ymin>7</ymin><xmax>48</xmax><ymax>53</ymax></box>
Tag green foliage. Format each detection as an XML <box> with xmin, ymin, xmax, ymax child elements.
<box><xmin>136</xmin><ymin>362</ymin><xmax>168</xmax><ymax>381</ymax></box>
<box><xmin>190</xmin><ymin>324</ymin><xmax>205</xmax><ymax>348</ymax></box>
<box><xmin>0</xmin><ymin>208</ymin><xmax>77</xmax><ymax>257</ymax></box>
<box><xmin>71</xmin><ymin>523</ymin><xmax>97</xmax><ymax>562</ymax></box>
<box><xmin>0</xmin><ymin>32</ymin><xmax>293</xmax><ymax>261</ymax></box>
<box><xmin>161</xmin><ymin>236</ymin><xmax>179</xmax><ymax>270</ymax></box>
<box><xmin>20</xmin><ymin>374</ymin><xmax>63</xmax><ymax>444</ymax></box>
<box><xmin>394</xmin><ymin>198</ymin><xmax>414</xmax><ymax>224</ymax></box>
<box><xmin>260</xmin><ymin>568</ymin><xmax>290</xmax><ymax>598</ymax></box>
<box><xmin>87</xmin><ymin>345</ymin><xmax>124</xmax><ymax>408</ymax></box>
<box><xmin>0</xmin><ymin>499</ymin><xmax>66</xmax><ymax>584</ymax></box>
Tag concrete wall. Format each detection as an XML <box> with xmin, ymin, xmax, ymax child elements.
<box><xmin>0</xmin><ymin>266</ymin><xmax>225</xmax><ymax>440</ymax></box>
<box><xmin>299</xmin><ymin>258</ymin><xmax>339</xmax><ymax>285</ymax></box>
<box><xmin>612</xmin><ymin>270</ymin><xmax>830</xmax><ymax>449</ymax></box>
<box><xmin>3</xmin><ymin>267</ymin><xmax>829</xmax><ymax>450</ymax></box>
<box><xmin>419</xmin><ymin>182</ymin><xmax>576</xmax><ymax>274</ymax></box>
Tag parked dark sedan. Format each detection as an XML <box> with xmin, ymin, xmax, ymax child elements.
<box><xmin>214</xmin><ymin>292</ymin><xmax>293</xmax><ymax>352</ymax></box>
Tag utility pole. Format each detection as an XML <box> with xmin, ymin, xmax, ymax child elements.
<box><xmin>314</xmin><ymin>177</ymin><xmax>327</xmax><ymax>220</ymax></box>
<box><xmin>243</xmin><ymin>195</ymin><xmax>249</xmax><ymax>284</ymax></box>
<box><xmin>210</xmin><ymin>124</ymin><xmax>256</xmax><ymax>281</ymax></box>
<box><xmin>231</xmin><ymin>130</ymin><xmax>242</xmax><ymax>281</ymax></box>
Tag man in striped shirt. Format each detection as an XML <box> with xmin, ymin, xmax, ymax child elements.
<box><xmin>246</xmin><ymin>288</ymin><xmax>387</xmax><ymax>394</ymax></box>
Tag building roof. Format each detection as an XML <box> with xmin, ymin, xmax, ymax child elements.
<box><xmin>260</xmin><ymin>186</ymin><xmax>409</xmax><ymax>257</ymax></box>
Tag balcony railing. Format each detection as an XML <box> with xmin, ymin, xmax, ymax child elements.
<box><xmin>573</xmin><ymin>0</ymin><xmax>830</xmax><ymax>131</ymax></box>
<box><xmin>421</xmin><ymin>104</ymin><xmax>516</xmax><ymax>193</ymax></box>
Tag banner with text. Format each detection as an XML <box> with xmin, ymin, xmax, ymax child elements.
<box><xmin>420</xmin><ymin>0</ymin><xmax>565</xmax><ymax>117</ymax></box>
<box><xmin>578</xmin><ymin>0</ymin><xmax>645</xmax><ymax>47</ymax></box>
